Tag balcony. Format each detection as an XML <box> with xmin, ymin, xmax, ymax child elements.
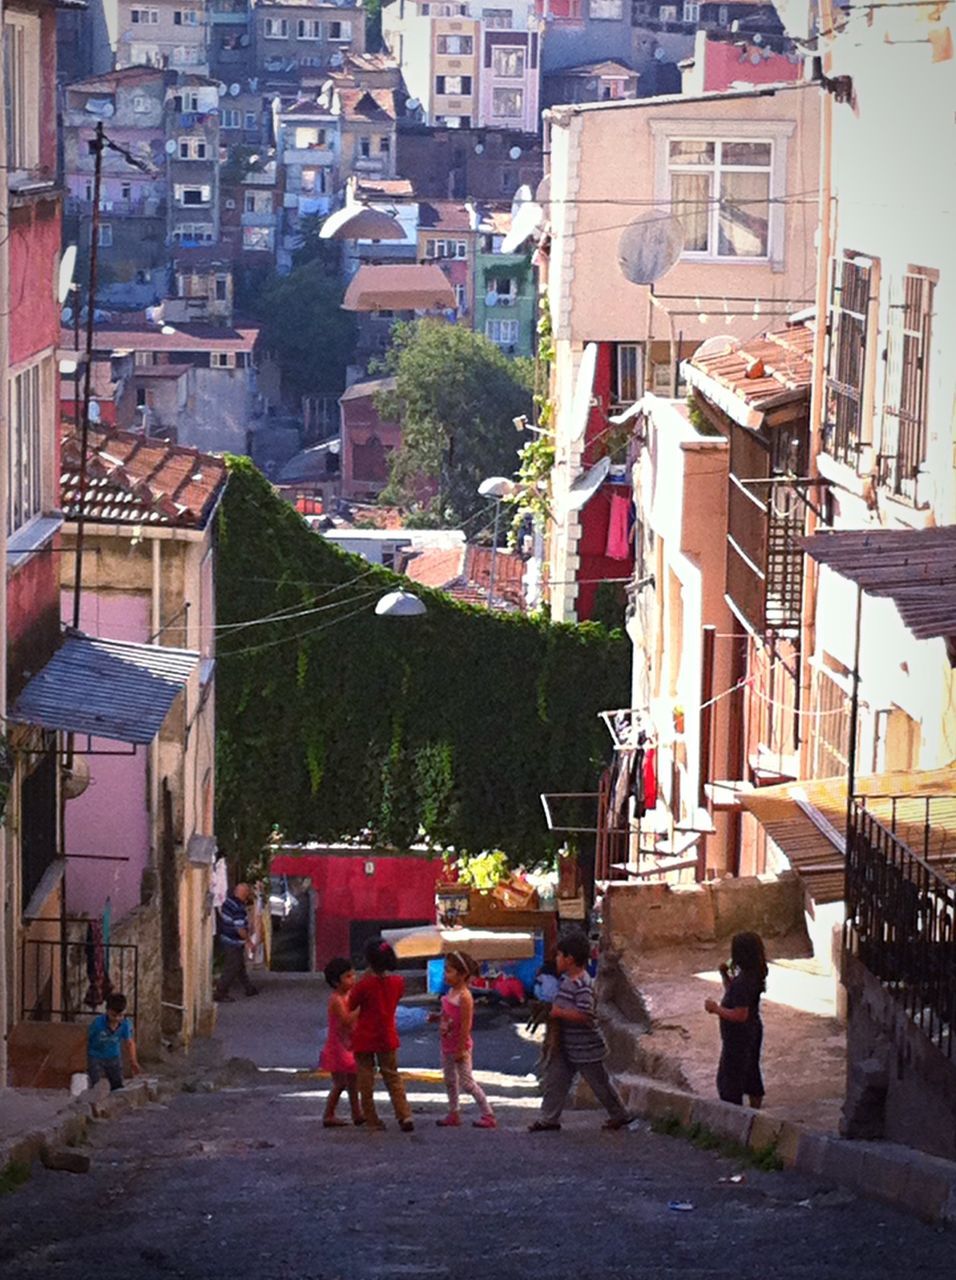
<box><xmin>241</xmin><ymin>209</ymin><xmax>277</xmax><ymax>227</ymax></box>
<box><xmin>283</xmin><ymin>147</ymin><xmax>335</xmax><ymax>167</ymax></box>
<box><xmin>66</xmin><ymin>195</ymin><xmax>165</xmax><ymax>218</ymax></box>
<box><xmin>726</xmin><ymin>476</ymin><xmax>810</xmax><ymax>639</ymax></box>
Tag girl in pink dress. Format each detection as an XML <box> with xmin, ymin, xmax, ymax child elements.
<box><xmin>320</xmin><ymin>957</ymin><xmax>364</xmax><ymax>1128</ymax></box>
<box><xmin>430</xmin><ymin>950</ymin><xmax>496</xmax><ymax>1129</ymax></box>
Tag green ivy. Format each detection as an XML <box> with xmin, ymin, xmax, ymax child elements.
<box><xmin>215</xmin><ymin>459</ymin><xmax>628</xmax><ymax>869</ymax></box>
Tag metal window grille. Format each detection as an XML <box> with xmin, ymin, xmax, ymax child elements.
<box><xmin>879</xmin><ymin>272</ymin><xmax>934</xmax><ymax>505</ymax></box>
<box><xmin>808</xmin><ymin>667</ymin><xmax>852</xmax><ymax>780</ymax></box>
<box><xmin>823</xmin><ymin>255</ymin><xmax>872</xmax><ymax>465</ymax></box>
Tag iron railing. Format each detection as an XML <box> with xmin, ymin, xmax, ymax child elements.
<box><xmin>726</xmin><ymin>476</ymin><xmax>809</xmax><ymax>638</ymax></box>
<box><xmin>21</xmin><ymin>932</ymin><xmax>138</xmax><ymax>1027</ymax></box>
<box><xmin>845</xmin><ymin>795</ymin><xmax>956</xmax><ymax>1060</ymax></box>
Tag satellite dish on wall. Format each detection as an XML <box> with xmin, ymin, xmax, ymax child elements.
<box><xmin>509</xmin><ymin>145</ymin><xmax>521</xmax><ymax>159</ymax></box>
<box><xmin>485</xmin><ymin>289</ymin><xmax>498</xmax><ymax>307</ymax></box>
<box><xmin>406</xmin><ymin>97</ymin><xmax>421</xmax><ymax>111</ymax></box>
<box><xmin>617</xmin><ymin>210</ymin><xmax>684</xmax><ymax>285</ymax></box>
<box><xmin>58</xmin><ymin>245</ymin><xmax>77</xmax><ymax>304</ymax></box>
<box><xmin>654</xmin><ymin>46</ymin><xmax>667</xmax><ymax>60</ymax></box>
<box><xmin>474</xmin><ymin>142</ymin><xmax>484</xmax><ymax>154</ymax></box>
<box><xmin>62</xmin><ymin>754</ymin><xmax>91</xmax><ymax>800</ymax></box>
<box><xmin>534</xmin><ymin>174</ymin><xmax>550</xmax><ymax>206</ymax></box>
<box><xmin>88</xmin><ymin>399</ymin><xmax>101</xmax><ymax>424</ymax></box>
<box><xmin>85</xmin><ymin>98</ymin><xmax>114</xmax><ymax>118</ymax></box>
<box><xmin>229</xmin><ymin>82</ymin><xmax>241</xmax><ymax>96</ymax></box>
<box><xmin>501</xmin><ymin>198</ymin><xmax>542</xmax><ymax>253</ymax></box>
<box><xmin>164</xmin><ymin>139</ymin><xmax>177</xmax><ymax>155</ymax></box>
<box><xmin>569</xmin><ymin>342</ymin><xmax>598</xmax><ymax>443</ymax></box>
<box><xmin>218</xmin><ymin>82</ymin><xmax>227</xmax><ymax>96</ymax></box>
<box><xmin>563</xmin><ymin>455</ymin><xmax>611</xmax><ymax>516</ymax></box>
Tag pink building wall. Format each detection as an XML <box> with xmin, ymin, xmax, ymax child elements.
<box><xmin>701</xmin><ymin>42</ymin><xmax>805</xmax><ymax>93</ymax></box>
<box><xmin>60</xmin><ymin>591</ymin><xmax>152</xmax><ymax>921</ymax></box>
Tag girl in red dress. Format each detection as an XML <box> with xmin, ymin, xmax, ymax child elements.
<box><xmin>347</xmin><ymin>938</ymin><xmax>414</xmax><ymax>1132</ymax></box>
<box><xmin>319</xmin><ymin>957</ymin><xmax>364</xmax><ymax>1128</ymax></box>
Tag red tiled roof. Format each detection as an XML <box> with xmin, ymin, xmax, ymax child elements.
<box><xmin>342</xmin><ymin>263</ymin><xmax>456</xmax><ymax>312</ymax></box>
<box><xmin>60</xmin><ymin>426</ymin><xmax>227</xmax><ymax>529</ymax></box>
<box><xmin>402</xmin><ymin>545</ymin><xmax>465</xmax><ymax>590</ymax></box>
<box><xmin>337</xmin><ymin>88</ymin><xmax>400</xmax><ymax>121</ymax></box>
<box><xmin>354</xmin><ymin>177</ymin><xmax>415</xmax><ymax>199</ymax></box>
<box><xmin>684</xmin><ymin>321</ymin><xmax>814</xmax><ymax>417</ymax></box>
<box><xmin>402</xmin><ymin>543</ymin><xmax>526</xmax><ymax>611</ymax></box>
<box><xmin>463</xmin><ymin>545</ymin><xmax>526</xmax><ymax>609</ymax></box>
<box><xmin>418</xmin><ymin>200</ymin><xmax>474</xmax><ymax>234</ymax></box>
<box><xmin>65</xmin><ymin>324</ymin><xmax>259</xmax><ymax>354</ymax></box>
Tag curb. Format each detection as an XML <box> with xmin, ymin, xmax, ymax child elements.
<box><xmin>0</xmin><ymin>1076</ymin><xmax>169</xmax><ymax>1181</ymax></box>
<box><xmin>615</xmin><ymin>1071</ymin><xmax>956</xmax><ymax>1227</ymax></box>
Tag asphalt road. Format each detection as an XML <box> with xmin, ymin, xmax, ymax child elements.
<box><xmin>0</xmin><ymin>975</ymin><xmax>952</xmax><ymax>1279</ymax></box>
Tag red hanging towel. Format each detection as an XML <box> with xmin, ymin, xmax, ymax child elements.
<box><xmin>643</xmin><ymin>747</ymin><xmax>658</xmax><ymax>812</ymax></box>
<box><xmin>605</xmin><ymin>494</ymin><xmax>632</xmax><ymax>560</ymax></box>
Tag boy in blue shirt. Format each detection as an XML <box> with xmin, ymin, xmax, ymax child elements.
<box><xmin>87</xmin><ymin>993</ymin><xmax>140</xmax><ymax>1091</ymax></box>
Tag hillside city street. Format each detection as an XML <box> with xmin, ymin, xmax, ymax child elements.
<box><xmin>1</xmin><ymin>975</ymin><xmax>953</xmax><ymax>1280</ymax></box>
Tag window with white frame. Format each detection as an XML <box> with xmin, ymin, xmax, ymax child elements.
<box><xmin>492</xmin><ymin>87</ymin><xmax>523</xmax><ymax>118</ymax></box>
<box><xmin>612</xmin><ymin>343</ymin><xmax>642</xmax><ymax>404</ymax></box>
<box><xmin>668</xmin><ymin>138</ymin><xmax>772</xmax><ymax>259</ymax></box>
<box><xmin>294</xmin><ymin>125</ymin><xmax>326</xmax><ymax>148</ymax></box>
<box><xmin>243</xmin><ymin>226</ymin><xmax>273</xmax><ymax>250</ymax></box>
<box><xmin>244</xmin><ymin>190</ymin><xmax>272</xmax><ymax>213</ymax></box>
<box><xmin>174</xmin><ymin>90</ymin><xmax>201</xmax><ymax>112</ymax></box>
<box><xmin>130</xmin><ymin>7</ymin><xmax>160</xmax><ymax>23</ymax></box>
<box><xmin>492</xmin><ymin>47</ymin><xmax>525</xmax><ymax>77</ymax></box>
<box><xmin>658</xmin><ymin>4</ymin><xmax>677</xmax><ymax>19</ymax></box>
<box><xmin>682</xmin><ymin>0</ymin><xmax>699</xmax><ymax>20</ymax></box>
<box><xmin>297</xmin><ymin>18</ymin><xmax>322</xmax><ymax>38</ymax></box>
<box><xmin>436</xmin><ymin>75</ymin><xmax>472</xmax><ymax>95</ymax></box>
<box><xmin>7</xmin><ymin>356</ymin><xmax>54</xmax><ymax>537</ymax></box>
<box><xmin>263</xmin><ymin>17</ymin><xmax>288</xmax><ymax>37</ymax></box>
<box><xmin>590</xmin><ymin>0</ymin><xmax>623</xmax><ymax>17</ymax></box>
<box><xmin>172</xmin><ymin>222</ymin><xmax>214</xmax><ymax>242</ymax></box>
<box><xmin>244</xmin><ymin>111</ymin><xmax>258</xmax><ymax>131</ymax></box>
<box><xmin>176</xmin><ymin>184</ymin><xmax>212</xmax><ymax>206</ymax></box>
<box><xmin>437</xmin><ymin>34</ymin><xmax>473</xmax><ymax>53</ymax></box>
<box><xmin>878</xmin><ymin>269</ymin><xmax>935</xmax><ymax>504</ymax></box>
<box><xmin>482</xmin><ymin>8</ymin><xmax>513</xmax><ymax>26</ymax></box>
<box><xmin>485</xmin><ymin>318</ymin><xmax>519</xmax><ymax>348</ymax></box>
<box><xmin>454</xmin><ymin>282</ymin><xmax>467</xmax><ymax>310</ymax></box>
<box><xmin>493</xmin><ymin>275</ymin><xmax>516</xmax><ymax>303</ymax></box>
<box><xmin>221</xmin><ymin>108</ymin><xmax>241</xmax><ymax>128</ymax></box>
<box><xmin>4</xmin><ymin>10</ymin><xmax>41</xmax><ymax>176</ymax></box>
<box><xmin>328</xmin><ymin>20</ymin><xmax>352</xmax><ymax>39</ymax></box>
<box><xmin>98</xmin><ymin>223</ymin><xmax>113</xmax><ymax>247</ymax></box>
<box><xmin>211</xmin><ymin>351</ymin><xmax>236</xmax><ymax>368</ymax></box>
<box><xmin>178</xmin><ymin>137</ymin><xmax>207</xmax><ymax>159</ymax></box>
<box><xmin>171</xmin><ymin>46</ymin><xmax>202</xmax><ymax>66</ymax></box>
<box><xmin>173</xmin><ymin>8</ymin><xmax>200</xmax><ymax>24</ymax></box>
<box><xmin>133</xmin><ymin>93</ymin><xmax>151</xmax><ymax>113</ymax></box>
<box><xmin>823</xmin><ymin>252</ymin><xmax>874</xmax><ymax>466</ymax></box>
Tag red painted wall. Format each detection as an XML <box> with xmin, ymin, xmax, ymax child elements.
<box><xmin>574</xmin><ymin>343</ymin><xmax>634</xmax><ymax>621</ymax></box>
<box><xmin>270</xmin><ymin>852</ymin><xmax>442</xmax><ymax>969</ymax></box>
<box><xmin>702</xmin><ymin>44</ymin><xmax>803</xmax><ymax>93</ymax></box>
<box><xmin>9</xmin><ymin>199</ymin><xmax>61</xmax><ymax>367</ymax></box>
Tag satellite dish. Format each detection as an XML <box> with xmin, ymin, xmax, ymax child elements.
<box><xmin>501</xmin><ymin>198</ymin><xmax>542</xmax><ymax>253</ymax></box>
<box><xmin>474</xmin><ymin>142</ymin><xmax>484</xmax><ymax>154</ymax></box>
<box><xmin>164</xmin><ymin>139</ymin><xmax>176</xmax><ymax>155</ymax></box>
<box><xmin>511</xmin><ymin>184</ymin><xmax>533</xmax><ymax>213</ymax></box>
<box><xmin>617</xmin><ymin>210</ymin><xmax>684</xmax><ymax>285</ymax></box>
<box><xmin>406</xmin><ymin>97</ymin><xmax>421</xmax><ymax>111</ymax></box>
<box><xmin>654</xmin><ymin>46</ymin><xmax>666</xmax><ymax>60</ymax></box>
<box><xmin>88</xmin><ymin>399</ymin><xmax>101</xmax><ymax>424</ymax></box>
<box><xmin>85</xmin><ymin>98</ymin><xmax>114</xmax><ymax>119</ymax></box>
<box><xmin>569</xmin><ymin>342</ymin><xmax>598</xmax><ymax>443</ymax></box>
<box><xmin>534</xmin><ymin>174</ymin><xmax>550</xmax><ymax>207</ymax></box>
<box><xmin>230</xmin><ymin>82</ymin><xmax>241</xmax><ymax>96</ymax></box>
<box><xmin>509</xmin><ymin>145</ymin><xmax>521</xmax><ymax>160</ymax></box>
<box><xmin>485</xmin><ymin>289</ymin><xmax>498</xmax><ymax>308</ymax></box>
<box><xmin>62</xmin><ymin>754</ymin><xmax>91</xmax><ymax>800</ymax></box>
<box><xmin>58</xmin><ymin>245</ymin><xmax>77</xmax><ymax>304</ymax></box>
<box><xmin>563</xmin><ymin>456</ymin><xmax>611</xmax><ymax>516</ymax></box>
<box><xmin>693</xmin><ymin>334</ymin><xmax>740</xmax><ymax>360</ymax></box>
<box><xmin>218</xmin><ymin>82</ymin><xmax>227</xmax><ymax>96</ymax></box>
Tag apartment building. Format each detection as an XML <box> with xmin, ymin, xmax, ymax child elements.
<box><xmin>274</xmin><ymin>95</ymin><xmax>339</xmax><ymax>269</ymax></box>
<box><xmin>207</xmin><ymin>0</ymin><xmax>253</xmax><ymax>81</ymax></box>
<box><xmin>253</xmin><ymin>0</ymin><xmax>366</xmax><ymax>91</ymax></box>
<box><xmin>416</xmin><ymin>198</ymin><xmax>477</xmax><ymax>317</ymax></box>
<box><xmin>220</xmin><ymin>150</ymin><xmax>282</xmax><ymax>266</ymax></box>
<box><xmin>396</xmin><ymin>122</ymin><xmax>542</xmax><ymax>199</ymax></box>
<box><xmin>335</xmin><ymin>86</ymin><xmax>401</xmax><ymax>182</ymax></box>
<box><xmin>166</xmin><ymin>76</ymin><xmax>222</xmax><ymax>248</ymax></box>
<box><xmin>474</xmin><ymin>206</ymin><xmax>534</xmax><ymax>355</ymax></box>
<box><xmin>115</xmin><ymin>0</ymin><xmax>210</xmax><ymax>73</ymax></box>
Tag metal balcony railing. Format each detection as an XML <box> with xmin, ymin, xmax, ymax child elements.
<box><xmin>845</xmin><ymin>795</ymin><xmax>956</xmax><ymax>1060</ymax></box>
<box><xmin>21</xmin><ymin>927</ymin><xmax>139</xmax><ymax>1026</ymax></box>
<box><xmin>726</xmin><ymin>476</ymin><xmax>809</xmax><ymax>638</ymax></box>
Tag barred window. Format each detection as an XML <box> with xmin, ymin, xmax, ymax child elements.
<box><xmin>823</xmin><ymin>254</ymin><xmax>874</xmax><ymax>466</ymax></box>
<box><xmin>878</xmin><ymin>270</ymin><xmax>934</xmax><ymax>504</ymax></box>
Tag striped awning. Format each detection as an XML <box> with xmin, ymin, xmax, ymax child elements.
<box><xmin>11</xmin><ymin>632</ymin><xmax>198</xmax><ymax>745</ymax></box>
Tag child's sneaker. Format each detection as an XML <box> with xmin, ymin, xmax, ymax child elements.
<box><xmin>436</xmin><ymin>1113</ymin><xmax>461</xmax><ymax>1127</ymax></box>
<box><xmin>472</xmin><ymin>1114</ymin><xmax>497</xmax><ymax>1129</ymax></box>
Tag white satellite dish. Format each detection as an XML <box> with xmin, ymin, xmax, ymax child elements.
<box><xmin>58</xmin><ymin>245</ymin><xmax>77</xmax><ymax>304</ymax></box>
<box><xmin>88</xmin><ymin>399</ymin><xmax>101</xmax><ymax>424</ymax></box>
<box><xmin>85</xmin><ymin>98</ymin><xmax>114</xmax><ymax>119</ymax></box>
<box><xmin>654</xmin><ymin>46</ymin><xmax>666</xmax><ymax>60</ymax></box>
<box><xmin>218</xmin><ymin>82</ymin><xmax>227</xmax><ymax>96</ymax></box>
<box><xmin>406</xmin><ymin>97</ymin><xmax>421</xmax><ymax>112</ymax></box>
<box><xmin>501</xmin><ymin>198</ymin><xmax>542</xmax><ymax>254</ymax></box>
<box><xmin>569</xmin><ymin>342</ymin><xmax>598</xmax><ymax>443</ymax></box>
<box><xmin>164</xmin><ymin>139</ymin><xmax>176</xmax><ymax>155</ymax></box>
<box><xmin>229</xmin><ymin>82</ymin><xmax>241</xmax><ymax>96</ymax></box>
<box><xmin>617</xmin><ymin>209</ymin><xmax>684</xmax><ymax>286</ymax></box>
<box><xmin>510</xmin><ymin>184</ymin><xmax>533</xmax><ymax>214</ymax></box>
<box><xmin>563</xmin><ymin>456</ymin><xmax>611</xmax><ymax>516</ymax></box>
<box><xmin>534</xmin><ymin>175</ymin><xmax>550</xmax><ymax>207</ymax></box>
<box><xmin>62</xmin><ymin>753</ymin><xmax>91</xmax><ymax>800</ymax></box>
<box><xmin>509</xmin><ymin>145</ymin><xmax>521</xmax><ymax>160</ymax></box>
<box><xmin>693</xmin><ymin>334</ymin><xmax>740</xmax><ymax>360</ymax></box>
<box><xmin>485</xmin><ymin>289</ymin><xmax>498</xmax><ymax>308</ymax></box>
<box><xmin>474</xmin><ymin>143</ymin><xmax>484</xmax><ymax>154</ymax></box>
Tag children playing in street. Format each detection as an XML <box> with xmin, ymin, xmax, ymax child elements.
<box><xmin>87</xmin><ymin>992</ymin><xmax>140</xmax><ymax>1091</ymax></box>
<box><xmin>705</xmin><ymin>930</ymin><xmax>767</xmax><ymax>1109</ymax></box>
<box><xmin>529</xmin><ymin>929</ymin><xmax>632</xmax><ymax>1133</ymax></box>
<box><xmin>347</xmin><ymin>937</ymin><xmax>415</xmax><ymax>1132</ymax></box>
<box><xmin>431</xmin><ymin>950</ymin><xmax>496</xmax><ymax>1129</ymax></box>
<box><xmin>319</xmin><ymin>957</ymin><xmax>364</xmax><ymax>1128</ymax></box>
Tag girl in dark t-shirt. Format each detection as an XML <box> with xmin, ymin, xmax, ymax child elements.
<box><xmin>704</xmin><ymin>932</ymin><xmax>768</xmax><ymax>1108</ymax></box>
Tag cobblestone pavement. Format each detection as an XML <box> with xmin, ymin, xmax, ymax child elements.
<box><xmin>0</xmin><ymin>976</ymin><xmax>951</xmax><ymax>1279</ymax></box>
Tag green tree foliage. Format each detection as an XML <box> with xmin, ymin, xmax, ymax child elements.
<box><xmin>215</xmin><ymin>458</ymin><xmax>628</xmax><ymax>868</ymax></box>
<box><xmin>376</xmin><ymin>320</ymin><xmax>534</xmax><ymax>524</ymax></box>
<box><xmin>257</xmin><ymin>258</ymin><xmax>357</xmax><ymax>398</ymax></box>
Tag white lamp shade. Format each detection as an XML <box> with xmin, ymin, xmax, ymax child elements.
<box><xmin>375</xmin><ymin>590</ymin><xmax>427</xmax><ymax>618</ymax></box>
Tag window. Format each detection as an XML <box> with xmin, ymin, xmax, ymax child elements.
<box><xmin>454</xmin><ymin>282</ymin><xmax>467</xmax><ymax>310</ymax></box>
<box><xmin>486</xmin><ymin>318</ymin><xmax>519</xmax><ymax>349</ymax></box>
<box><xmin>211</xmin><ymin>351</ymin><xmax>236</xmax><ymax>368</ymax></box>
<box><xmin>328</xmin><ymin>20</ymin><xmax>352</xmax><ymax>39</ymax></box>
<box><xmin>130</xmin><ymin>44</ymin><xmax>160</xmax><ymax>64</ymax></box>
<box><xmin>244</xmin><ymin>190</ymin><xmax>272</xmax><ymax>213</ymax></box>
<box><xmin>494</xmin><ymin>276</ymin><xmax>516</xmax><ymax>303</ymax></box>
<box><xmin>612</xmin><ymin>343</ymin><xmax>642</xmax><ymax>404</ymax></box>
<box><xmin>823</xmin><ymin>253</ymin><xmax>874</xmax><ymax>466</ymax></box>
<box><xmin>178</xmin><ymin>137</ymin><xmax>207</xmax><ymax>159</ymax></box>
<box><xmin>878</xmin><ymin>270</ymin><xmax>934</xmax><ymax>502</ymax></box>
<box><xmin>359</xmin><ymin>136</ymin><xmax>371</xmax><ymax>158</ymax></box>
<box><xmin>244</xmin><ymin>111</ymin><xmax>258</xmax><ymax>131</ymax></box>
<box><xmin>7</xmin><ymin>357</ymin><xmax>51</xmax><ymax>535</ymax></box>
<box><xmin>172</xmin><ymin>223</ymin><xmax>214</xmax><ymax>242</ymax></box>
<box><xmin>174</xmin><ymin>90</ymin><xmax>201</xmax><ymax>112</ymax></box>
<box><xmin>294</xmin><ymin>125</ymin><xmax>325</xmax><ymax>148</ymax></box>
<box><xmin>668</xmin><ymin>138</ymin><xmax>771</xmax><ymax>259</ymax></box>
<box><xmin>492</xmin><ymin>47</ymin><xmax>525</xmax><ymax>77</ymax></box>
<box><xmin>98</xmin><ymin>223</ymin><xmax>113</xmax><ymax>247</ymax></box>
<box><xmin>297</xmin><ymin>18</ymin><xmax>322</xmax><ymax>38</ymax></box>
<box><xmin>136</xmin><ymin>387</ymin><xmax>148</xmax><ymax>408</ymax></box>
<box><xmin>215</xmin><ymin>276</ymin><xmax>229</xmax><ymax>302</ymax></box>
<box><xmin>659</xmin><ymin>4</ymin><xmax>677</xmax><ymax>18</ymax></box>
<box><xmin>243</xmin><ymin>226</ymin><xmax>273</xmax><ymax>251</ymax></box>
<box><xmin>380</xmin><ymin>134</ymin><xmax>391</xmax><ymax>155</ymax></box>
<box><xmin>121</xmin><ymin>181</ymin><xmax>131</xmax><ymax>201</ymax></box>
<box><xmin>5</xmin><ymin>11</ymin><xmax>41</xmax><ymax>176</ymax></box>
<box><xmin>500</xmin><ymin>167</ymin><xmax>515</xmax><ymax>192</ymax></box>
<box><xmin>718</xmin><ymin>4</ymin><xmax>729</xmax><ymax>22</ymax></box>
<box><xmin>492</xmin><ymin>87</ymin><xmax>523</xmax><ymax>118</ymax></box>
<box><xmin>222</xmin><ymin>108</ymin><xmax>241</xmax><ymax>128</ymax></box>
<box><xmin>135</xmin><ymin>350</ymin><xmax>157</xmax><ymax>367</ymax></box>
<box><xmin>173</xmin><ymin>8</ymin><xmax>200</xmax><ymax>24</ymax></box>
<box><xmin>130</xmin><ymin>7</ymin><xmax>160</xmax><ymax>23</ymax></box>
<box><xmin>176</xmin><ymin>184</ymin><xmax>211</xmax><ymax>205</ymax></box>
<box><xmin>263</xmin><ymin>17</ymin><xmax>288</xmax><ymax>37</ymax></box>
<box><xmin>590</xmin><ymin>0</ymin><xmax>624</xmax><ymax>16</ymax></box>
<box><xmin>482</xmin><ymin>8</ymin><xmax>513</xmax><ymax>26</ymax></box>
<box><xmin>682</xmin><ymin>0</ymin><xmax>699</xmax><ymax>18</ymax></box>
<box><xmin>437</xmin><ymin>34</ymin><xmax>473</xmax><ymax>53</ymax></box>
<box><xmin>133</xmin><ymin>93</ymin><xmax>150</xmax><ymax>113</ymax></box>
<box><xmin>435</xmin><ymin>74</ymin><xmax>472</xmax><ymax>95</ymax></box>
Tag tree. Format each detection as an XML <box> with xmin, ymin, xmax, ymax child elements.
<box><xmin>258</xmin><ymin>258</ymin><xmax>357</xmax><ymax>399</ymax></box>
<box><xmin>377</xmin><ymin>320</ymin><xmax>534</xmax><ymax>525</ymax></box>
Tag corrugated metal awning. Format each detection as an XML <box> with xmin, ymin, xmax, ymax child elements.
<box><xmin>801</xmin><ymin>526</ymin><xmax>956</xmax><ymax>640</ymax></box>
<box><xmin>11</xmin><ymin>632</ymin><xmax>198</xmax><ymax>745</ymax></box>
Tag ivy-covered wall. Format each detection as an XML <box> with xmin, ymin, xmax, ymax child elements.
<box><xmin>215</xmin><ymin>459</ymin><xmax>629</xmax><ymax>867</ymax></box>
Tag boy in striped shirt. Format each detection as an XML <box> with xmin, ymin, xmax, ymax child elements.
<box><xmin>529</xmin><ymin>929</ymin><xmax>632</xmax><ymax>1132</ymax></box>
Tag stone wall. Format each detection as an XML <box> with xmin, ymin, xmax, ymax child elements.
<box><xmin>111</xmin><ymin>887</ymin><xmax>163</xmax><ymax>1060</ymax></box>
<box><xmin>603</xmin><ymin>872</ymin><xmax>806</xmax><ymax>953</ymax></box>
<box><xmin>842</xmin><ymin>952</ymin><xmax>956</xmax><ymax>1161</ymax></box>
